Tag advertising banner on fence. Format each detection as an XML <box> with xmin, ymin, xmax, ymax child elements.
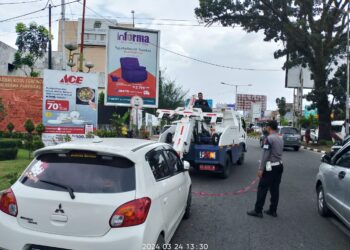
<box><xmin>105</xmin><ymin>26</ymin><xmax>160</xmax><ymax>108</ymax></box>
<box><xmin>0</xmin><ymin>76</ymin><xmax>43</xmax><ymax>132</ymax></box>
<box><xmin>42</xmin><ymin>70</ymin><xmax>98</xmax><ymax>146</ymax></box>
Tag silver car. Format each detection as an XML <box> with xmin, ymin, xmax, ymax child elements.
<box><xmin>259</xmin><ymin>126</ymin><xmax>301</xmax><ymax>151</ymax></box>
<box><xmin>316</xmin><ymin>143</ymin><xmax>350</xmax><ymax>228</ymax></box>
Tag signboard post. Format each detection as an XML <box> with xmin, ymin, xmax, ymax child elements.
<box><xmin>131</xmin><ymin>96</ymin><xmax>143</xmax><ymax>137</ymax></box>
<box><xmin>42</xmin><ymin>70</ymin><xmax>98</xmax><ymax>146</ymax></box>
<box><xmin>105</xmin><ymin>26</ymin><xmax>160</xmax><ymax>108</ymax></box>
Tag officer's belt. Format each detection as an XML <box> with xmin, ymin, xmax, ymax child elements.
<box><xmin>270</xmin><ymin>161</ymin><xmax>283</xmax><ymax>167</ymax></box>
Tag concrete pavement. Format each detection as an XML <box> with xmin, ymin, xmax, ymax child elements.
<box><xmin>171</xmin><ymin>140</ymin><xmax>350</xmax><ymax>250</ymax></box>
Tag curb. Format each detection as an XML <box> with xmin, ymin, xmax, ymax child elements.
<box><xmin>301</xmin><ymin>145</ymin><xmax>326</xmax><ymax>154</ymax></box>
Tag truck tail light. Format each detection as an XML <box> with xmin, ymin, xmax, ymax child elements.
<box><xmin>0</xmin><ymin>189</ymin><xmax>18</xmax><ymax>217</ymax></box>
<box><xmin>110</xmin><ymin>197</ymin><xmax>151</xmax><ymax>228</ymax></box>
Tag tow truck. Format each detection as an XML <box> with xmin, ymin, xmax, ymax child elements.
<box><xmin>157</xmin><ymin>96</ymin><xmax>247</xmax><ymax>178</ymax></box>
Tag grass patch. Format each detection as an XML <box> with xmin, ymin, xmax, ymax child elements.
<box><xmin>0</xmin><ymin>149</ymin><xmax>32</xmax><ymax>191</ymax></box>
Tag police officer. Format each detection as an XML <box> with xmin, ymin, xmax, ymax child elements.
<box><xmin>247</xmin><ymin>120</ymin><xmax>284</xmax><ymax>218</ymax></box>
<box><xmin>194</xmin><ymin>92</ymin><xmax>212</xmax><ymax>112</ymax></box>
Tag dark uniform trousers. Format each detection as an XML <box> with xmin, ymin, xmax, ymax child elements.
<box><xmin>255</xmin><ymin>164</ymin><xmax>283</xmax><ymax>213</ymax></box>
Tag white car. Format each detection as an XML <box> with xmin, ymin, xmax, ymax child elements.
<box><xmin>0</xmin><ymin>138</ymin><xmax>192</xmax><ymax>250</ymax></box>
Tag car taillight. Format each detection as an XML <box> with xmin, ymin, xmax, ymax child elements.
<box><xmin>0</xmin><ymin>189</ymin><xmax>18</xmax><ymax>217</ymax></box>
<box><xmin>110</xmin><ymin>197</ymin><xmax>151</xmax><ymax>228</ymax></box>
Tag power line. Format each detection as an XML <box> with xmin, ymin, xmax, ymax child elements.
<box><xmin>0</xmin><ymin>0</ymin><xmax>44</xmax><ymax>5</ymax></box>
<box><xmin>0</xmin><ymin>0</ymin><xmax>79</xmax><ymax>23</ymax></box>
<box><xmin>79</xmin><ymin>2</ymin><xmax>282</xmax><ymax>72</ymax></box>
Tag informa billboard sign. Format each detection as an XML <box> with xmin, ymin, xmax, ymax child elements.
<box><xmin>236</xmin><ymin>94</ymin><xmax>267</xmax><ymax>111</ymax></box>
<box><xmin>42</xmin><ymin>70</ymin><xmax>98</xmax><ymax>146</ymax></box>
<box><xmin>251</xmin><ymin>103</ymin><xmax>262</xmax><ymax>121</ymax></box>
<box><xmin>105</xmin><ymin>26</ymin><xmax>160</xmax><ymax>107</ymax></box>
<box><xmin>0</xmin><ymin>76</ymin><xmax>43</xmax><ymax>132</ymax></box>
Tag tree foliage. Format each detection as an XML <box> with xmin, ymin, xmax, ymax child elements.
<box><xmin>195</xmin><ymin>0</ymin><xmax>349</xmax><ymax>140</ymax></box>
<box><xmin>24</xmin><ymin>119</ymin><xmax>35</xmax><ymax>134</ymax></box>
<box><xmin>13</xmin><ymin>22</ymin><xmax>50</xmax><ymax>77</ymax></box>
<box><xmin>159</xmin><ymin>72</ymin><xmax>188</xmax><ymax>110</ymax></box>
<box><xmin>7</xmin><ymin>122</ymin><xmax>15</xmax><ymax>134</ymax></box>
<box><xmin>276</xmin><ymin>97</ymin><xmax>287</xmax><ymax>119</ymax></box>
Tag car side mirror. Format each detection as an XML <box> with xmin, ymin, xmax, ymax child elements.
<box><xmin>321</xmin><ymin>154</ymin><xmax>332</xmax><ymax>164</ymax></box>
<box><xmin>183</xmin><ymin>161</ymin><xmax>190</xmax><ymax>171</ymax></box>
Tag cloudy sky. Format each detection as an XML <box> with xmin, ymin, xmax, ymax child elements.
<box><xmin>0</xmin><ymin>0</ymin><xmax>295</xmax><ymax>109</ymax></box>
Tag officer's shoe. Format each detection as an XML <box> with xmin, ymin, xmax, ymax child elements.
<box><xmin>264</xmin><ymin>210</ymin><xmax>277</xmax><ymax>217</ymax></box>
<box><xmin>247</xmin><ymin>210</ymin><xmax>263</xmax><ymax>218</ymax></box>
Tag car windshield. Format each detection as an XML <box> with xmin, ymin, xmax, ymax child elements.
<box><xmin>20</xmin><ymin>151</ymin><xmax>135</xmax><ymax>194</ymax></box>
<box><xmin>331</xmin><ymin>125</ymin><xmax>343</xmax><ymax>133</ymax></box>
<box><xmin>280</xmin><ymin>127</ymin><xmax>298</xmax><ymax>134</ymax></box>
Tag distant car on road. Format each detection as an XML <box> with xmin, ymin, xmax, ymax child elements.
<box><xmin>331</xmin><ymin>120</ymin><xmax>346</xmax><ymax>142</ymax></box>
<box><xmin>260</xmin><ymin>126</ymin><xmax>301</xmax><ymax>151</ymax></box>
<box><xmin>316</xmin><ymin>142</ymin><xmax>350</xmax><ymax>228</ymax></box>
<box><xmin>0</xmin><ymin>138</ymin><xmax>192</xmax><ymax>250</ymax></box>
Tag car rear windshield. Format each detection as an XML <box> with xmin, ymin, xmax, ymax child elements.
<box><xmin>20</xmin><ymin>151</ymin><xmax>135</xmax><ymax>194</ymax></box>
<box><xmin>280</xmin><ymin>127</ymin><xmax>298</xmax><ymax>134</ymax></box>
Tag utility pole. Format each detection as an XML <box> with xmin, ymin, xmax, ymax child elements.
<box><xmin>48</xmin><ymin>4</ymin><xmax>52</xmax><ymax>69</ymax></box>
<box><xmin>346</xmin><ymin>6</ymin><xmax>350</xmax><ymax>135</ymax></box>
<box><xmin>61</xmin><ymin>0</ymin><xmax>66</xmax><ymax>70</ymax></box>
<box><xmin>131</xmin><ymin>10</ymin><xmax>135</xmax><ymax>27</ymax></box>
<box><xmin>79</xmin><ymin>0</ymin><xmax>87</xmax><ymax>72</ymax></box>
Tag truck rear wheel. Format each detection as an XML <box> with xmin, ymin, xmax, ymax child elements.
<box><xmin>237</xmin><ymin>152</ymin><xmax>245</xmax><ymax>165</ymax></box>
<box><xmin>220</xmin><ymin>157</ymin><xmax>231</xmax><ymax>179</ymax></box>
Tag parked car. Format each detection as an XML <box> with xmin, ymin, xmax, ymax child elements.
<box><xmin>260</xmin><ymin>126</ymin><xmax>301</xmax><ymax>151</ymax></box>
<box><xmin>316</xmin><ymin>142</ymin><xmax>350</xmax><ymax>228</ymax></box>
<box><xmin>331</xmin><ymin>120</ymin><xmax>346</xmax><ymax>142</ymax></box>
<box><xmin>0</xmin><ymin>138</ymin><xmax>192</xmax><ymax>250</ymax></box>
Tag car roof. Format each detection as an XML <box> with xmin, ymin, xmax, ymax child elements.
<box><xmin>34</xmin><ymin>138</ymin><xmax>158</xmax><ymax>158</ymax></box>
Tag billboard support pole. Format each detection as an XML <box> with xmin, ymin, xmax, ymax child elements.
<box><xmin>48</xmin><ymin>4</ymin><xmax>52</xmax><ymax>69</ymax></box>
<box><xmin>79</xmin><ymin>0</ymin><xmax>86</xmax><ymax>72</ymax></box>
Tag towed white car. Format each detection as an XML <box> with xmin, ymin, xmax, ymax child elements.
<box><xmin>0</xmin><ymin>138</ymin><xmax>192</xmax><ymax>250</ymax></box>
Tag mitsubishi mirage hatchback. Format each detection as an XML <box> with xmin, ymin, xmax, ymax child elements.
<box><xmin>0</xmin><ymin>138</ymin><xmax>192</xmax><ymax>250</ymax></box>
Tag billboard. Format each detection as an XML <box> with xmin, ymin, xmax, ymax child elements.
<box><xmin>42</xmin><ymin>70</ymin><xmax>98</xmax><ymax>146</ymax></box>
<box><xmin>285</xmin><ymin>65</ymin><xmax>314</xmax><ymax>89</ymax></box>
<box><xmin>105</xmin><ymin>26</ymin><xmax>160</xmax><ymax>108</ymax></box>
<box><xmin>236</xmin><ymin>94</ymin><xmax>267</xmax><ymax>111</ymax></box>
<box><xmin>0</xmin><ymin>76</ymin><xmax>43</xmax><ymax>132</ymax></box>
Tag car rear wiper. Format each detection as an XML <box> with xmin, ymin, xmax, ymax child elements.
<box><xmin>39</xmin><ymin>179</ymin><xmax>75</xmax><ymax>199</ymax></box>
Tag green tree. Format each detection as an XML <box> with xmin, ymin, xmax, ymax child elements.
<box><xmin>98</xmin><ymin>91</ymin><xmax>105</xmax><ymax>105</ymax></box>
<box><xmin>7</xmin><ymin>122</ymin><xmax>15</xmax><ymax>135</ymax></box>
<box><xmin>13</xmin><ymin>22</ymin><xmax>50</xmax><ymax>77</ymax></box>
<box><xmin>110</xmin><ymin>112</ymin><xmax>129</xmax><ymax>137</ymax></box>
<box><xmin>35</xmin><ymin>123</ymin><xmax>45</xmax><ymax>138</ymax></box>
<box><xmin>159</xmin><ymin>72</ymin><xmax>188</xmax><ymax>109</ymax></box>
<box><xmin>276</xmin><ymin>97</ymin><xmax>287</xmax><ymax>120</ymax></box>
<box><xmin>24</xmin><ymin>119</ymin><xmax>35</xmax><ymax>135</ymax></box>
<box><xmin>0</xmin><ymin>97</ymin><xmax>6</xmax><ymax>123</ymax></box>
<box><xmin>195</xmin><ymin>0</ymin><xmax>348</xmax><ymax>140</ymax></box>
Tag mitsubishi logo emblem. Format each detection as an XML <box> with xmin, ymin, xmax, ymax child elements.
<box><xmin>55</xmin><ymin>204</ymin><xmax>65</xmax><ymax>214</ymax></box>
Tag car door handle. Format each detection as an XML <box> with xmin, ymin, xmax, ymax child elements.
<box><xmin>179</xmin><ymin>187</ymin><xmax>182</xmax><ymax>192</ymax></box>
<box><xmin>338</xmin><ymin>171</ymin><xmax>346</xmax><ymax>179</ymax></box>
<box><xmin>163</xmin><ymin>197</ymin><xmax>168</xmax><ymax>205</ymax></box>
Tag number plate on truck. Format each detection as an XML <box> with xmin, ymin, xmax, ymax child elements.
<box><xmin>199</xmin><ymin>165</ymin><xmax>216</xmax><ymax>171</ymax></box>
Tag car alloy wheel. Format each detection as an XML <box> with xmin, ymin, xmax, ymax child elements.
<box><xmin>317</xmin><ymin>185</ymin><xmax>330</xmax><ymax>217</ymax></box>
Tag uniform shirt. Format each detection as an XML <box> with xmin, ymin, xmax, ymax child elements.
<box><xmin>260</xmin><ymin>132</ymin><xmax>284</xmax><ymax>170</ymax></box>
<box><xmin>194</xmin><ymin>99</ymin><xmax>209</xmax><ymax>107</ymax></box>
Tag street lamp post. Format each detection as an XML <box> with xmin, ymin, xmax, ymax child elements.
<box><xmin>220</xmin><ymin>82</ymin><xmax>253</xmax><ymax>110</ymax></box>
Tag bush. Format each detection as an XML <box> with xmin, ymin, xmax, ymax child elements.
<box><xmin>95</xmin><ymin>129</ymin><xmax>117</xmax><ymax>137</ymax></box>
<box><xmin>0</xmin><ymin>148</ymin><xmax>18</xmax><ymax>160</ymax></box>
<box><xmin>32</xmin><ymin>140</ymin><xmax>45</xmax><ymax>151</ymax></box>
<box><xmin>0</xmin><ymin>139</ymin><xmax>21</xmax><ymax>149</ymax></box>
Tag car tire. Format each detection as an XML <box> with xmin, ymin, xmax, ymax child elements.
<box><xmin>183</xmin><ymin>187</ymin><xmax>192</xmax><ymax>219</ymax></box>
<box><xmin>155</xmin><ymin>234</ymin><xmax>165</xmax><ymax>250</ymax></box>
<box><xmin>220</xmin><ymin>156</ymin><xmax>231</xmax><ymax>179</ymax></box>
<box><xmin>317</xmin><ymin>185</ymin><xmax>330</xmax><ymax>217</ymax></box>
<box><xmin>294</xmin><ymin>146</ymin><xmax>300</xmax><ymax>151</ymax></box>
<box><xmin>237</xmin><ymin>151</ymin><xmax>245</xmax><ymax>165</ymax></box>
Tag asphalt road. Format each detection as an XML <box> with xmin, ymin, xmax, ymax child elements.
<box><xmin>171</xmin><ymin>139</ymin><xmax>350</xmax><ymax>250</ymax></box>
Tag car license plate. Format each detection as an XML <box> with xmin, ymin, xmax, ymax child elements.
<box><xmin>199</xmin><ymin>165</ymin><xmax>216</xmax><ymax>171</ymax></box>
